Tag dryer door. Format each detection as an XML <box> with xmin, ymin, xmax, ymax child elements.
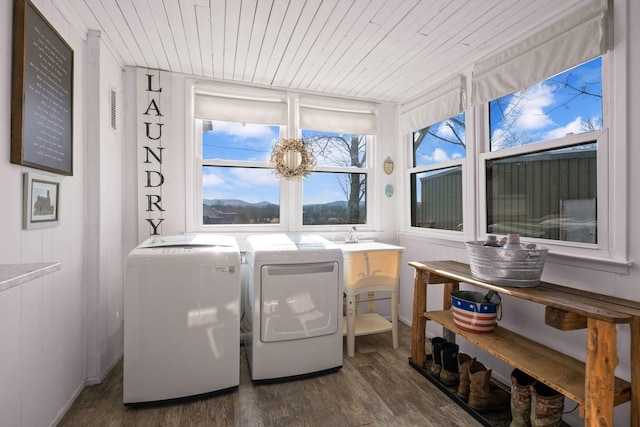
<box><xmin>260</xmin><ymin>262</ymin><xmax>339</xmax><ymax>342</ymax></box>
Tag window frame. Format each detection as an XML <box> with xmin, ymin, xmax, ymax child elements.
<box><xmin>406</xmin><ymin>150</ymin><xmax>468</xmax><ymax>240</ymax></box>
<box><xmin>294</xmin><ymin>133</ymin><xmax>375</xmax><ymax>231</ymax></box>
<box><xmin>192</xmin><ymin>119</ymin><xmax>288</xmax><ymax>232</ymax></box>
<box><xmin>478</xmin><ymin>128</ymin><xmax>609</xmax><ymax>258</ymax></box>
<box><xmin>405</xmin><ymin>111</ymin><xmax>470</xmax><ymax>239</ymax></box>
<box><xmin>473</xmin><ymin>51</ymin><xmax>626</xmax><ymax>265</ymax></box>
<box><xmin>186</xmin><ymin>88</ymin><xmax>379</xmax><ymax>234</ymax></box>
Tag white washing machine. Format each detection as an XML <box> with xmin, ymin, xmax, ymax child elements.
<box><xmin>124</xmin><ymin>234</ymin><xmax>241</xmax><ymax>404</ymax></box>
<box><xmin>245</xmin><ymin>234</ymin><xmax>343</xmax><ymax>381</ymax></box>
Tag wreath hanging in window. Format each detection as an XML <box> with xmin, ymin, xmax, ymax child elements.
<box><xmin>270</xmin><ymin>138</ymin><xmax>316</xmax><ymax>180</ymax></box>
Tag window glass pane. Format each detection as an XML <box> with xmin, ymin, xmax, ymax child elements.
<box><xmin>202</xmin><ymin>166</ymin><xmax>280</xmax><ymax>225</ymax></box>
<box><xmin>486</xmin><ymin>142</ymin><xmax>597</xmax><ymax>243</ymax></box>
<box><xmin>302</xmin><ymin>130</ymin><xmax>367</xmax><ymax>168</ymax></box>
<box><xmin>412</xmin><ymin>113</ymin><xmax>465</xmax><ymax>167</ymax></box>
<box><xmin>302</xmin><ymin>172</ymin><xmax>366</xmax><ymax>225</ymax></box>
<box><xmin>489</xmin><ymin>57</ymin><xmax>602</xmax><ymax>151</ymax></box>
<box><xmin>411</xmin><ymin>166</ymin><xmax>463</xmax><ymax>231</ymax></box>
<box><xmin>202</xmin><ymin>120</ymin><xmax>279</xmax><ymax>161</ymax></box>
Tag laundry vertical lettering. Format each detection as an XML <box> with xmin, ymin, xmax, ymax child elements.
<box><xmin>141</xmin><ymin>69</ymin><xmax>165</xmax><ymax>236</ymax></box>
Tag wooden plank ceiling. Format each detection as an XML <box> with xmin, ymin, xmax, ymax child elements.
<box><xmin>62</xmin><ymin>0</ymin><xmax>585</xmax><ymax>104</ymax></box>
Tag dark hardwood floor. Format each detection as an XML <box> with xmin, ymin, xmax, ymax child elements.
<box><xmin>59</xmin><ymin>322</ymin><xmax>482</xmax><ymax>426</ymax></box>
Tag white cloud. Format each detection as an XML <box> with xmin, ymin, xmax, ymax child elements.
<box><xmin>491</xmin><ymin>128</ymin><xmax>506</xmax><ymax>148</ymax></box>
<box><xmin>421</xmin><ymin>147</ymin><xmax>457</xmax><ymax>163</ymax></box>
<box><xmin>512</xmin><ymin>83</ymin><xmax>555</xmax><ymax>130</ymax></box>
<box><xmin>543</xmin><ymin>116</ymin><xmax>583</xmax><ymax>140</ymax></box>
<box><xmin>422</xmin><ymin>148</ymin><xmax>451</xmax><ymax>163</ymax></box>
<box><xmin>229</xmin><ymin>168</ymin><xmax>278</xmax><ymax>187</ymax></box>
<box><xmin>436</xmin><ymin>122</ymin><xmax>454</xmax><ymax>138</ymax></box>
<box><xmin>202</xmin><ymin>171</ymin><xmax>226</xmax><ymax>199</ymax></box>
<box><xmin>202</xmin><ymin>171</ymin><xmax>224</xmax><ymax>187</ymax></box>
<box><xmin>491</xmin><ymin>82</ymin><xmax>559</xmax><ymax>148</ymax></box>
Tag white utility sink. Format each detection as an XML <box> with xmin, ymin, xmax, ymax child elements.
<box><xmin>336</xmin><ymin>241</ymin><xmax>405</xmax><ymax>357</ymax></box>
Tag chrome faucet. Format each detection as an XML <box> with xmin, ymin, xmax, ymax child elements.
<box><xmin>345</xmin><ymin>226</ymin><xmax>358</xmax><ymax>244</ymax></box>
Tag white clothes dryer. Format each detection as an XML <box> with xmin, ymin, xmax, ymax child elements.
<box><xmin>245</xmin><ymin>234</ymin><xmax>343</xmax><ymax>381</ymax></box>
<box><xmin>124</xmin><ymin>234</ymin><xmax>240</xmax><ymax>404</ymax></box>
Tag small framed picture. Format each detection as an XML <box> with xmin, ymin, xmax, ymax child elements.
<box><xmin>23</xmin><ymin>172</ymin><xmax>60</xmax><ymax>229</ymax></box>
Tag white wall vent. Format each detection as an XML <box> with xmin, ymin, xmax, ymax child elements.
<box><xmin>110</xmin><ymin>88</ymin><xmax>117</xmax><ymax>130</ymax></box>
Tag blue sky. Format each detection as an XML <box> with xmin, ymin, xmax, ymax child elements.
<box><xmin>416</xmin><ymin>57</ymin><xmax>602</xmax><ymax>166</ymax></box>
<box><xmin>489</xmin><ymin>57</ymin><xmax>602</xmax><ymax>150</ymax></box>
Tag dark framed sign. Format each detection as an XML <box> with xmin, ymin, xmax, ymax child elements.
<box><xmin>11</xmin><ymin>0</ymin><xmax>74</xmax><ymax>176</ymax></box>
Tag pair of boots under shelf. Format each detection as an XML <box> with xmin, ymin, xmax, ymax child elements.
<box><xmin>427</xmin><ymin>337</ymin><xmax>460</xmax><ymax>387</ymax></box>
<box><xmin>456</xmin><ymin>354</ymin><xmax>510</xmax><ymax>414</ymax></box>
<box><xmin>510</xmin><ymin>369</ymin><xmax>564</xmax><ymax>427</ymax></box>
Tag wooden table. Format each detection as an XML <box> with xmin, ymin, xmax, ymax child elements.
<box><xmin>409</xmin><ymin>260</ymin><xmax>639</xmax><ymax>427</ymax></box>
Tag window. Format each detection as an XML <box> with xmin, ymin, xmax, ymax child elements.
<box><xmin>411</xmin><ymin>166</ymin><xmax>463</xmax><ymax>231</ymax></box>
<box><xmin>409</xmin><ymin>113</ymin><xmax>465</xmax><ymax>230</ymax></box>
<box><xmin>190</xmin><ymin>85</ymin><xmax>378</xmax><ymax>231</ymax></box>
<box><xmin>200</xmin><ymin>120</ymin><xmax>281</xmax><ymax>225</ymax></box>
<box><xmin>302</xmin><ymin>130</ymin><xmax>368</xmax><ymax>225</ymax></box>
<box><xmin>485</xmin><ymin>142</ymin><xmax>597</xmax><ymax>243</ymax></box>
<box><xmin>484</xmin><ymin>59</ymin><xmax>602</xmax><ymax>244</ymax></box>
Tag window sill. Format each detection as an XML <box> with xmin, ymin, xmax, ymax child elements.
<box><xmin>398</xmin><ymin>232</ymin><xmax>632</xmax><ymax>275</ymax></box>
<box><xmin>545</xmin><ymin>251</ymin><xmax>632</xmax><ymax>275</ymax></box>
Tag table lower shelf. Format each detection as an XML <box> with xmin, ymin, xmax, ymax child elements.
<box><xmin>342</xmin><ymin>312</ymin><xmax>391</xmax><ymax>336</ymax></box>
<box><xmin>424</xmin><ymin>310</ymin><xmax>631</xmax><ymax>408</ymax></box>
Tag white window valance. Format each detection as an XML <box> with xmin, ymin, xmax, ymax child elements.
<box><xmin>299</xmin><ymin>95</ymin><xmax>377</xmax><ymax>135</ymax></box>
<box><xmin>471</xmin><ymin>0</ymin><xmax>608</xmax><ymax>106</ymax></box>
<box><xmin>399</xmin><ymin>75</ymin><xmax>464</xmax><ymax>135</ymax></box>
<box><xmin>194</xmin><ymin>82</ymin><xmax>288</xmax><ymax>125</ymax></box>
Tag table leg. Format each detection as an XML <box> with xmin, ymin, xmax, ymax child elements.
<box><xmin>391</xmin><ymin>289</ymin><xmax>398</xmax><ymax>349</ymax></box>
<box><xmin>442</xmin><ymin>281</ymin><xmax>459</xmax><ymax>343</ymax></box>
<box><xmin>411</xmin><ymin>269</ymin><xmax>427</xmax><ymax>368</ymax></box>
<box><xmin>585</xmin><ymin>318</ymin><xmax>617</xmax><ymax>427</ymax></box>
<box><xmin>631</xmin><ymin>316</ymin><xmax>640</xmax><ymax>427</ymax></box>
<box><xmin>346</xmin><ymin>293</ymin><xmax>356</xmax><ymax>357</ymax></box>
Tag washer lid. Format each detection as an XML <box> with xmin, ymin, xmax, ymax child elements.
<box><xmin>138</xmin><ymin>234</ymin><xmax>238</xmax><ymax>249</ymax></box>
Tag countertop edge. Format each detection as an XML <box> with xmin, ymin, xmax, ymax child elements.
<box><xmin>0</xmin><ymin>263</ymin><xmax>61</xmax><ymax>293</ymax></box>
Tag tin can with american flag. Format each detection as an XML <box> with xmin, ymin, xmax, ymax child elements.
<box><xmin>451</xmin><ymin>290</ymin><xmax>502</xmax><ymax>333</ymax></box>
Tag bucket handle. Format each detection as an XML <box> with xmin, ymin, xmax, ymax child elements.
<box><xmin>482</xmin><ymin>291</ymin><xmax>502</xmax><ymax>321</ymax></box>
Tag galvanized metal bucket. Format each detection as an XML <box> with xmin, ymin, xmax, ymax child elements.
<box><xmin>465</xmin><ymin>241</ymin><xmax>549</xmax><ymax>287</ymax></box>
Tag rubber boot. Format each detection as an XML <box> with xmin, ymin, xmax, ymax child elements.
<box><xmin>468</xmin><ymin>365</ymin><xmax>510</xmax><ymax>414</ymax></box>
<box><xmin>530</xmin><ymin>383</ymin><xmax>564</xmax><ymax>427</ymax></box>
<box><xmin>456</xmin><ymin>354</ymin><xmax>474</xmax><ymax>402</ymax></box>
<box><xmin>429</xmin><ymin>337</ymin><xmax>447</xmax><ymax>378</ymax></box>
<box><xmin>439</xmin><ymin>342</ymin><xmax>460</xmax><ymax>387</ymax></box>
<box><xmin>510</xmin><ymin>369</ymin><xmax>536</xmax><ymax>427</ymax></box>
